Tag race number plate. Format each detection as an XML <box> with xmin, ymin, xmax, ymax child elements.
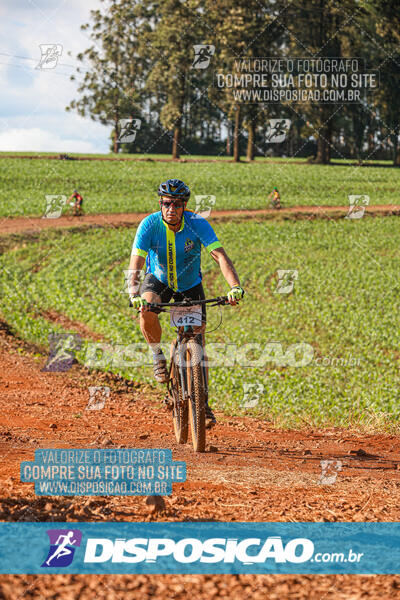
<box><xmin>170</xmin><ymin>305</ymin><xmax>202</xmax><ymax>328</ymax></box>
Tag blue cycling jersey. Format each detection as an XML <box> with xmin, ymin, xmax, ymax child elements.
<box><xmin>131</xmin><ymin>210</ymin><xmax>222</xmax><ymax>292</ymax></box>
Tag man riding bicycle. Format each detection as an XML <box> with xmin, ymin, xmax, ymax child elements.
<box><xmin>68</xmin><ymin>190</ymin><xmax>83</xmax><ymax>216</ymax></box>
<box><xmin>128</xmin><ymin>178</ymin><xmax>245</xmax><ymax>426</ymax></box>
<box><xmin>268</xmin><ymin>187</ymin><xmax>282</xmax><ymax>209</ymax></box>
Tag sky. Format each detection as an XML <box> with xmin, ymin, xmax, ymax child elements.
<box><xmin>0</xmin><ymin>0</ymin><xmax>111</xmax><ymax>153</ymax></box>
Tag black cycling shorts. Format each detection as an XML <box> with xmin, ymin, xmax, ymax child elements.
<box><xmin>140</xmin><ymin>273</ymin><xmax>206</xmax><ymax>322</ymax></box>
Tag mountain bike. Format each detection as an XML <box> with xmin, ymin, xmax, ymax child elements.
<box><xmin>65</xmin><ymin>200</ymin><xmax>84</xmax><ymax>218</ymax></box>
<box><xmin>148</xmin><ymin>297</ymin><xmax>230</xmax><ymax>453</ymax></box>
<box><xmin>269</xmin><ymin>195</ymin><xmax>282</xmax><ymax>209</ymax></box>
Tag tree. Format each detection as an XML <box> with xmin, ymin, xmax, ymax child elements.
<box><xmin>208</xmin><ymin>0</ymin><xmax>289</xmax><ymax>161</ymax></box>
<box><xmin>67</xmin><ymin>0</ymin><xmax>143</xmax><ymax>153</ymax></box>
<box><xmin>286</xmin><ymin>0</ymin><xmax>362</xmax><ymax>164</ymax></box>
<box><xmin>138</xmin><ymin>0</ymin><xmax>207</xmax><ymax>159</ymax></box>
<box><xmin>66</xmin><ymin>0</ymin><xmax>397</xmax><ymax>162</ymax></box>
<box><xmin>241</xmin><ymin>1</ymin><xmax>285</xmax><ymax>161</ymax></box>
<box><xmin>366</xmin><ymin>0</ymin><xmax>400</xmax><ymax>164</ymax></box>
<box><xmin>205</xmin><ymin>3</ymin><xmax>249</xmax><ymax>161</ymax></box>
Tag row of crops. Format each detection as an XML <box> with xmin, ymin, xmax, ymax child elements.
<box><xmin>1</xmin><ymin>155</ymin><xmax>399</xmax><ymax>217</ymax></box>
<box><xmin>1</xmin><ymin>217</ymin><xmax>400</xmax><ymax>427</ymax></box>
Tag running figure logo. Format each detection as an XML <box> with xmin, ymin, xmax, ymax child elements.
<box><xmin>86</xmin><ymin>386</ymin><xmax>110</xmax><ymax>410</ymax></box>
<box><xmin>43</xmin><ymin>195</ymin><xmax>67</xmax><ymax>219</ymax></box>
<box><xmin>319</xmin><ymin>460</ymin><xmax>342</xmax><ymax>485</ymax></box>
<box><xmin>242</xmin><ymin>383</ymin><xmax>264</xmax><ymax>409</ymax></box>
<box><xmin>36</xmin><ymin>44</ymin><xmax>63</xmax><ymax>70</ymax></box>
<box><xmin>193</xmin><ymin>194</ymin><xmax>216</xmax><ymax>219</ymax></box>
<box><xmin>121</xmin><ymin>268</ymin><xmax>145</xmax><ymax>295</ymax></box>
<box><xmin>42</xmin><ymin>529</ymin><xmax>82</xmax><ymax>567</ymax></box>
<box><xmin>191</xmin><ymin>45</ymin><xmax>215</xmax><ymax>69</ymax></box>
<box><xmin>42</xmin><ymin>333</ymin><xmax>82</xmax><ymax>372</ymax></box>
<box><xmin>274</xmin><ymin>269</ymin><xmax>298</xmax><ymax>295</ymax></box>
<box><xmin>266</xmin><ymin>119</ymin><xmax>291</xmax><ymax>143</ymax></box>
<box><xmin>118</xmin><ymin>119</ymin><xmax>141</xmax><ymax>143</ymax></box>
<box><xmin>345</xmin><ymin>195</ymin><xmax>370</xmax><ymax>220</ymax></box>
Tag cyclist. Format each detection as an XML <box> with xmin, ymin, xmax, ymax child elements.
<box><xmin>68</xmin><ymin>190</ymin><xmax>83</xmax><ymax>216</ymax></box>
<box><xmin>268</xmin><ymin>187</ymin><xmax>282</xmax><ymax>209</ymax></box>
<box><xmin>128</xmin><ymin>178</ymin><xmax>245</xmax><ymax>426</ymax></box>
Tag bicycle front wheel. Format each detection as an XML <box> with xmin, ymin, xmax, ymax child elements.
<box><xmin>171</xmin><ymin>340</ymin><xmax>188</xmax><ymax>444</ymax></box>
<box><xmin>186</xmin><ymin>338</ymin><xmax>206</xmax><ymax>453</ymax></box>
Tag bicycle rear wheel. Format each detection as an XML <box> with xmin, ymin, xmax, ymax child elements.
<box><xmin>171</xmin><ymin>340</ymin><xmax>188</xmax><ymax>444</ymax></box>
<box><xmin>186</xmin><ymin>338</ymin><xmax>206</xmax><ymax>453</ymax></box>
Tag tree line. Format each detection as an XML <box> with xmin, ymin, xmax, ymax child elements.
<box><xmin>67</xmin><ymin>0</ymin><xmax>400</xmax><ymax>164</ymax></box>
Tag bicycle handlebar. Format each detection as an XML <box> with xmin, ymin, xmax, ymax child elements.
<box><xmin>147</xmin><ymin>296</ymin><xmax>230</xmax><ymax>310</ymax></box>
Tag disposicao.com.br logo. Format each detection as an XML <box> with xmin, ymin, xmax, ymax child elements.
<box><xmin>38</xmin><ymin>529</ymin><xmax>365</xmax><ymax>572</ymax></box>
<box><xmin>83</xmin><ymin>536</ymin><xmax>314</xmax><ymax>564</ymax></box>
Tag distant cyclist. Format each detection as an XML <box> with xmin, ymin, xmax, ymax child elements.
<box><xmin>268</xmin><ymin>187</ymin><xmax>282</xmax><ymax>209</ymax></box>
<box><xmin>128</xmin><ymin>178</ymin><xmax>245</xmax><ymax>426</ymax></box>
<box><xmin>68</xmin><ymin>190</ymin><xmax>83</xmax><ymax>216</ymax></box>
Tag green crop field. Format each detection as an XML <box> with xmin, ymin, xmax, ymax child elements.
<box><xmin>1</xmin><ymin>154</ymin><xmax>399</xmax><ymax>218</ymax></box>
<box><xmin>1</xmin><ymin>217</ymin><xmax>399</xmax><ymax>428</ymax></box>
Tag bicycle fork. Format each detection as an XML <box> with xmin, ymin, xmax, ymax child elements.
<box><xmin>171</xmin><ymin>333</ymin><xmax>209</xmax><ymax>406</ymax></box>
<box><xmin>177</xmin><ymin>341</ymin><xmax>188</xmax><ymax>404</ymax></box>
<box><xmin>184</xmin><ymin>332</ymin><xmax>209</xmax><ymax>405</ymax></box>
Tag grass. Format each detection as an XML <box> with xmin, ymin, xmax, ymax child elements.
<box><xmin>1</xmin><ymin>217</ymin><xmax>400</xmax><ymax>428</ymax></box>
<box><xmin>1</xmin><ymin>154</ymin><xmax>399</xmax><ymax>218</ymax></box>
<box><xmin>0</xmin><ymin>151</ymin><xmax>393</xmax><ymax>164</ymax></box>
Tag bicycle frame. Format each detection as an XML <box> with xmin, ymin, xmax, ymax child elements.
<box><xmin>172</xmin><ymin>327</ymin><xmax>208</xmax><ymax>405</ymax></box>
<box><xmin>150</xmin><ymin>296</ymin><xmax>228</xmax><ymax>401</ymax></box>
<box><xmin>148</xmin><ymin>296</ymin><xmax>230</xmax><ymax>451</ymax></box>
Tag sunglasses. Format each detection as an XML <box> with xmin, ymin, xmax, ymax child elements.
<box><xmin>160</xmin><ymin>200</ymin><xmax>185</xmax><ymax>209</ymax></box>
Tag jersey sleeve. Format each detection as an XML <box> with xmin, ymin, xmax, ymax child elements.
<box><xmin>131</xmin><ymin>216</ymin><xmax>153</xmax><ymax>258</ymax></box>
<box><xmin>191</xmin><ymin>213</ymin><xmax>223</xmax><ymax>253</ymax></box>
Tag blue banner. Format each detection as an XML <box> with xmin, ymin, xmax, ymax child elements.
<box><xmin>0</xmin><ymin>522</ymin><xmax>400</xmax><ymax>574</ymax></box>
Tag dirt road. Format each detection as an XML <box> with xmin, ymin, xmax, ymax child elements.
<box><xmin>0</xmin><ymin>321</ymin><xmax>400</xmax><ymax>597</ymax></box>
<box><xmin>1</xmin><ymin>204</ymin><xmax>400</xmax><ymax>236</ymax></box>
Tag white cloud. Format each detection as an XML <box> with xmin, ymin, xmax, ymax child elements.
<box><xmin>0</xmin><ymin>127</ymin><xmax>101</xmax><ymax>153</ymax></box>
<box><xmin>0</xmin><ymin>0</ymin><xmax>111</xmax><ymax>153</ymax></box>
<box><xmin>0</xmin><ymin>112</ymin><xmax>110</xmax><ymax>152</ymax></box>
